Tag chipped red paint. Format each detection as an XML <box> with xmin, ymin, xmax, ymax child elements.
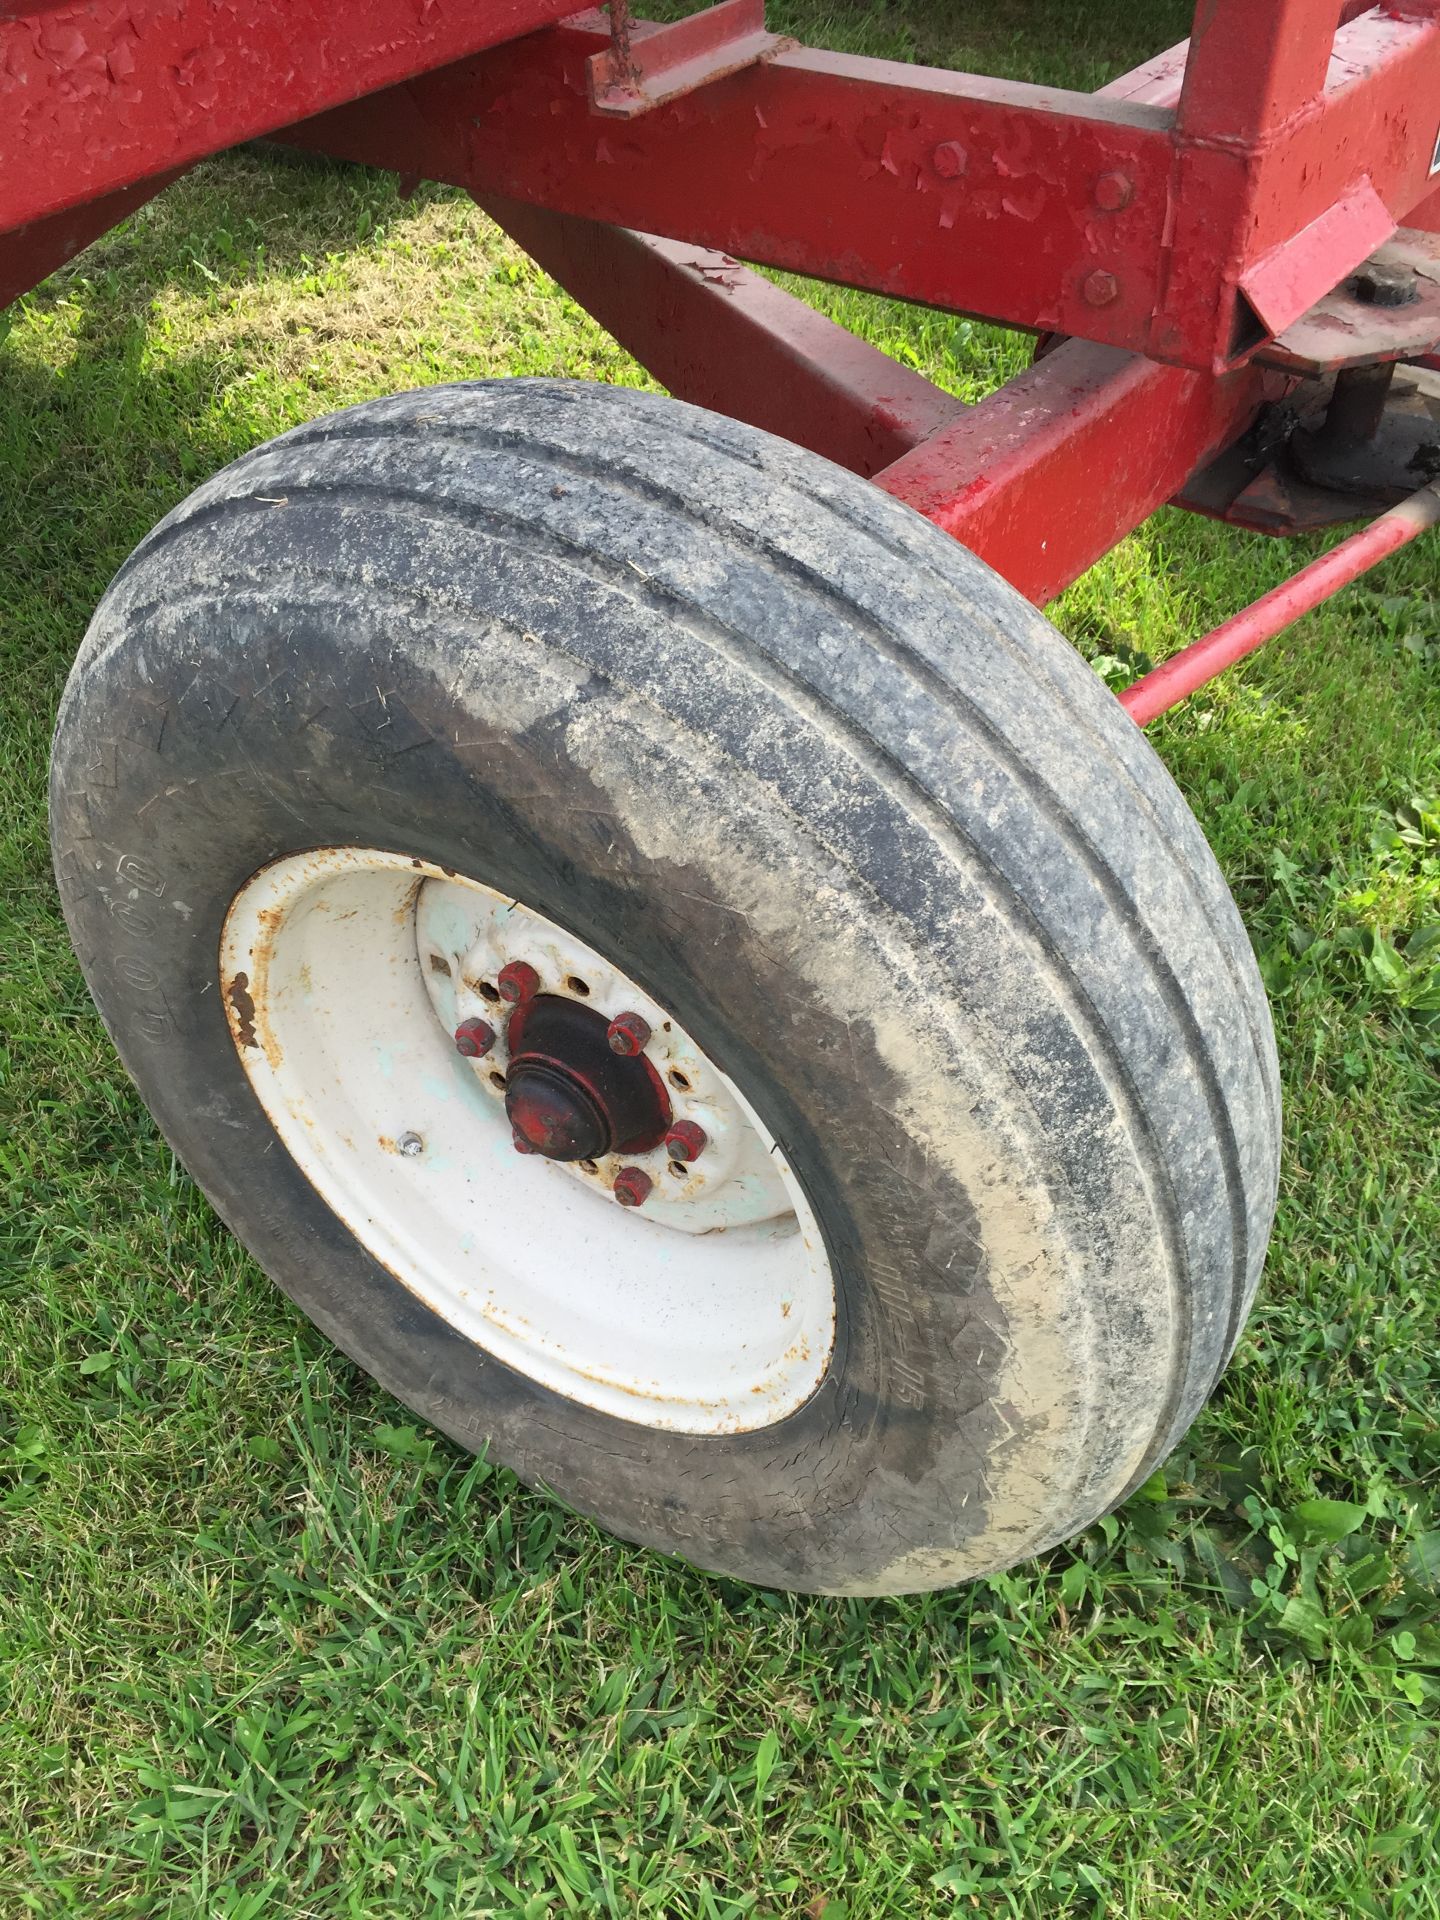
<box><xmin>665</xmin><ymin>1121</ymin><xmax>708</xmax><ymax>1164</ymax></box>
<box><xmin>0</xmin><ymin>0</ymin><xmax>579</xmax><ymax>232</ymax></box>
<box><xmin>606</xmin><ymin>1012</ymin><xmax>652</xmax><ymax>1059</ymax></box>
<box><xmin>454</xmin><ymin>1016</ymin><xmax>497</xmax><ymax>1060</ymax></box>
<box><xmin>505</xmin><ymin>995</ymin><xmax>671</xmax><ymax>1160</ymax></box>
<box><xmin>613</xmin><ymin>1167</ymin><xmax>654</xmax><ymax>1209</ymax></box>
<box><xmin>497</xmin><ymin>960</ymin><xmax>540</xmax><ymax>1006</ymax></box>
<box><xmin>280</xmin><ymin>21</ymin><xmax>1184</xmax><ymax>362</ymax></box>
<box><xmin>273</xmin><ymin>5</ymin><xmax>1440</xmax><ymax>373</ymax></box>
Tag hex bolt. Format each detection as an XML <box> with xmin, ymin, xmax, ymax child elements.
<box><xmin>614</xmin><ymin>1166</ymin><xmax>653</xmax><ymax>1208</ymax></box>
<box><xmin>497</xmin><ymin>960</ymin><xmax>541</xmax><ymax>1005</ymax></box>
<box><xmin>606</xmin><ymin>1011</ymin><xmax>652</xmax><ymax>1057</ymax></box>
<box><xmin>665</xmin><ymin>1120</ymin><xmax>708</xmax><ymax>1163</ymax></box>
<box><xmin>454</xmin><ymin>1016</ymin><xmax>497</xmax><ymax>1059</ymax></box>
<box><xmin>398</xmin><ymin>1131</ymin><xmax>424</xmax><ymax>1157</ymax></box>
<box><xmin>1082</xmin><ymin>268</ymin><xmax>1121</xmax><ymax>308</ymax></box>
<box><xmin>1347</xmin><ymin>261</ymin><xmax>1418</xmax><ymax>309</ymax></box>
<box><xmin>931</xmin><ymin>141</ymin><xmax>967</xmax><ymax>180</ymax></box>
<box><xmin>1093</xmin><ymin>170</ymin><xmax>1133</xmax><ymax>212</ymax></box>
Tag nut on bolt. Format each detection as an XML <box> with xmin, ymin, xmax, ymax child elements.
<box><xmin>1093</xmin><ymin>170</ymin><xmax>1133</xmax><ymax>212</ymax></box>
<box><xmin>931</xmin><ymin>140</ymin><xmax>967</xmax><ymax>179</ymax></box>
<box><xmin>606</xmin><ymin>1011</ymin><xmax>652</xmax><ymax>1057</ymax></box>
<box><xmin>1082</xmin><ymin>268</ymin><xmax>1121</xmax><ymax>308</ymax></box>
<box><xmin>454</xmin><ymin>1016</ymin><xmax>496</xmax><ymax>1058</ymax></box>
<box><xmin>665</xmin><ymin>1120</ymin><xmax>707</xmax><ymax>1163</ymax></box>
<box><xmin>614</xmin><ymin>1166</ymin><xmax>653</xmax><ymax>1208</ymax></box>
<box><xmin>497</xmin><ymin>960</ymin><xmax>540</xmax><ymax>1005</ymax></box>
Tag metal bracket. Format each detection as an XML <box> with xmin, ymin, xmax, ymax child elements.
<box><xmin>1255</xmin><ymin>227</ymin><xmax>1440</xmax><ymax>377</ymax></box>
<box><xmin>587</xmin><ymin>0</ymin><xmax>785</xmax><ymax>118</ymax></box>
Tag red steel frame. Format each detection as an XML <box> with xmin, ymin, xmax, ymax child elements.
<box><xmin>4</xmin><ymin>0</ymin><xmax>1440</xmax><ymax>717</ymax></box>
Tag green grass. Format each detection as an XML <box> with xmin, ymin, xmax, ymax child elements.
<box><xmin>2</xmin><ymin>2</ymin><xmax>1439</xmax><ymax>1913</ymax></box>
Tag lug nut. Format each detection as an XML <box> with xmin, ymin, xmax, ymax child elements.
<box><xmin>497</xmin><ymin>960</ymin><xmax>540</xmax><ymax>1005</ymax></box>
<box><xmin>454</xmin><ymin>1016</ymin><xmax>496</xmax><ymax>1058</ymax></box>
<box><xmin>606</xmin><ymin>1011</ymin><xmax>652</xmax><ymax>1057</ymax></box>
<box><xmin>614</xmin><ymin>1166</ymin><xmax>653</xmax><ymax>1208</ymax></box>
<box><xmin>665</xmin><ymin>1120</ymin><xmax>707</xmax><ymax>1163</ymax></box>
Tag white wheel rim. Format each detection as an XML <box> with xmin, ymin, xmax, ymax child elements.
<box><xmin>220</xmin><ymin>849</ymin><xmax>835</xmax><ymax>1433</ymax></box>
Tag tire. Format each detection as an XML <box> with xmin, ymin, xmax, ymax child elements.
<box><xmin>50</xmin><ymin>379</ymin><xmax>1280</xmax><ymax>1595</ymax></box>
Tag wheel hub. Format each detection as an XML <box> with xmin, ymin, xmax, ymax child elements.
<box><xmin>218</xmin><ymin>848</ymin><xmax>835</xmax><ymax>1433</ymax></box>
<box><xmin>503</xmin><ymin>994</ymin><xmax>670</xmax><ymax>1161</ymax></box>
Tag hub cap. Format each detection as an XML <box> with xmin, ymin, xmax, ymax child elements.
<box><xmin>503</xmin><ymin>994</ymin><xmax>669</xmax><ymax>1161</ymax></box>
<box><xmin>219</xmin><ymin>848</ymin><xmax>835</xmax><ymax>1433</ymax></box>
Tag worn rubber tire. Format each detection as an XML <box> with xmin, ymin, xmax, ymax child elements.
<box><xmin>50</xmin><ymin>379</ymin><xmax>1279</xmax><ymax>1594</ymax></box>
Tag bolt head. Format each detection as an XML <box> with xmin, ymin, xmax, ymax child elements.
<box><xmin>1093</xmin><ymin>170</ymin><xmax>1133</xmax><ymax>213</ymax></box>
<box><xmin>606</xmin><ymin>1011</ymin><xmax>652</xmax><ymax>1057</ymax></box>
<box><xmin>931</xmin><ymin>140</ymin><xmax>967</xmax><ymax>180</ymax></box>
<box><xmin>454</xmin><ymin>1016</ymin><xmax>497</xmax><ymax>1059</ymax></box>
<box><xmin>397</xmin><ymin>1131</ymin><xmax>424</xmax><ymax>1157</ymax></box>
<box><xmin>1347</xmin><ymin>262</ymin><xmax>1418</xmax><ymax>308</ymax></box>
<box><xmin>497</xmin><ymin>960</ymin><xmax>540</xmax><ymax>1005</ymax></box>
<box><xmin>511</xmin><ymin>1131</ymin><xmax>540</xmax><ymax>1155</ymax></box>
<box><xmin>1082</xmin><ymin>268</ymin><xmax>1120</xmax><ymax>308</ymax></box>
<box><xmin>665</xmin><ymin>1120</ymin><xmax>708</xmax><ymax>1163</ymax></box>
<box><xmin>614</xmin><ymin>1166</ymin><xmax>653</xmax><ymax>1208</ymax></box>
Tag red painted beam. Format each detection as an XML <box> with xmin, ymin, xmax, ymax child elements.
<box><xmin>476</xmin><ymin>195</ymin><xmax>963</xmax><ymax>475</ymax></box>
<box><xmin>280</xmin><ymin>21</ymin><xmax>1183</xmax><ymax>360</ymax></box>
<box><xmin>0</xmin><ymin>0</ymin><xmax>580</xmax><ymax>231</ymax></box>
<box><xmin>1120</xmin><ymin>481</ymin><xmax>1440</xmax><ymax>724</ymax></box>
<box><xmin>278</xmin><ymin>5</ymin><xmax>1440</xmax><ymax>373</ymax></box>
<box><xmin>871</xmin><ymin>343</ymin><xmax>1269</xmax><ymax>606</ymax></box>
<box><xmin>0</xmin><ymin>171</ymin><xmax>183</xmax><ymax>309</ymax></box>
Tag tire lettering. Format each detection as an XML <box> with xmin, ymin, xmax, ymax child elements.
<box><xmin>113</xmin><ymin>954</ymin><xmax>162</xmax><ymax>992</ymax></box>
<box><xmin>116</xmin><ymin>853</ymin><xmax>166</xmax><ymax>897</ymax></box>
<box><xmin>108</xmin><ymin>899</ymin><xmax>156</xmax><ymax>936</ymax></box>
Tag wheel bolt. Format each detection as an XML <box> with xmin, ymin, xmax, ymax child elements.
<box><xmin>614</xmin><ymin>1166</ymin><xmax>653</xmax><ymax>1208</ymax></box>
<box><xmin>512</xmin><ymin>1130</ymin><xmax>540</xmax><ymax>1155</ymax></box>
<box><xmin>497</xmin><ymin>960</ymin><xmax>540</xmax><ymax>1005</ymax></box>
<box><xmin>454</xmin><ymin>1016</ymin><xmax>496</xmax><ymax>1058</ymax></box>
<box><xmin>665</xmin><ymin>1120</ymin><xmax>707</xmax><ymax>1163</ymax></box>
<box><xmin>606</xmin><ymin>1011</ymin><xmax>651</xmax><ymax>1057</ymax></box>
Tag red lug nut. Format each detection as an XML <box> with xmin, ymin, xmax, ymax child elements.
<box><xmin>454</xmin><ymin>1016</ymin><xmax>496</xmax><ymax>1059</ymax></box>
<box><xmin>665</xmin><ymin>1120</ymin><xmax>707</xmax><ymax>1163</ymax></box>
<box><xmin>614</xmin><ymin>1166</ymin><xmax>653</xmax><ymax>1208</ymax></box>
<box><xmin>606</xmin><ymin>1011</ymin><xmax>652</xmax><ymax>1057</ymax></box>
<box><xmin>497</xmin><ymin>960</ymin><xmax>540</xmax><ymax>1005</ymax></box>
